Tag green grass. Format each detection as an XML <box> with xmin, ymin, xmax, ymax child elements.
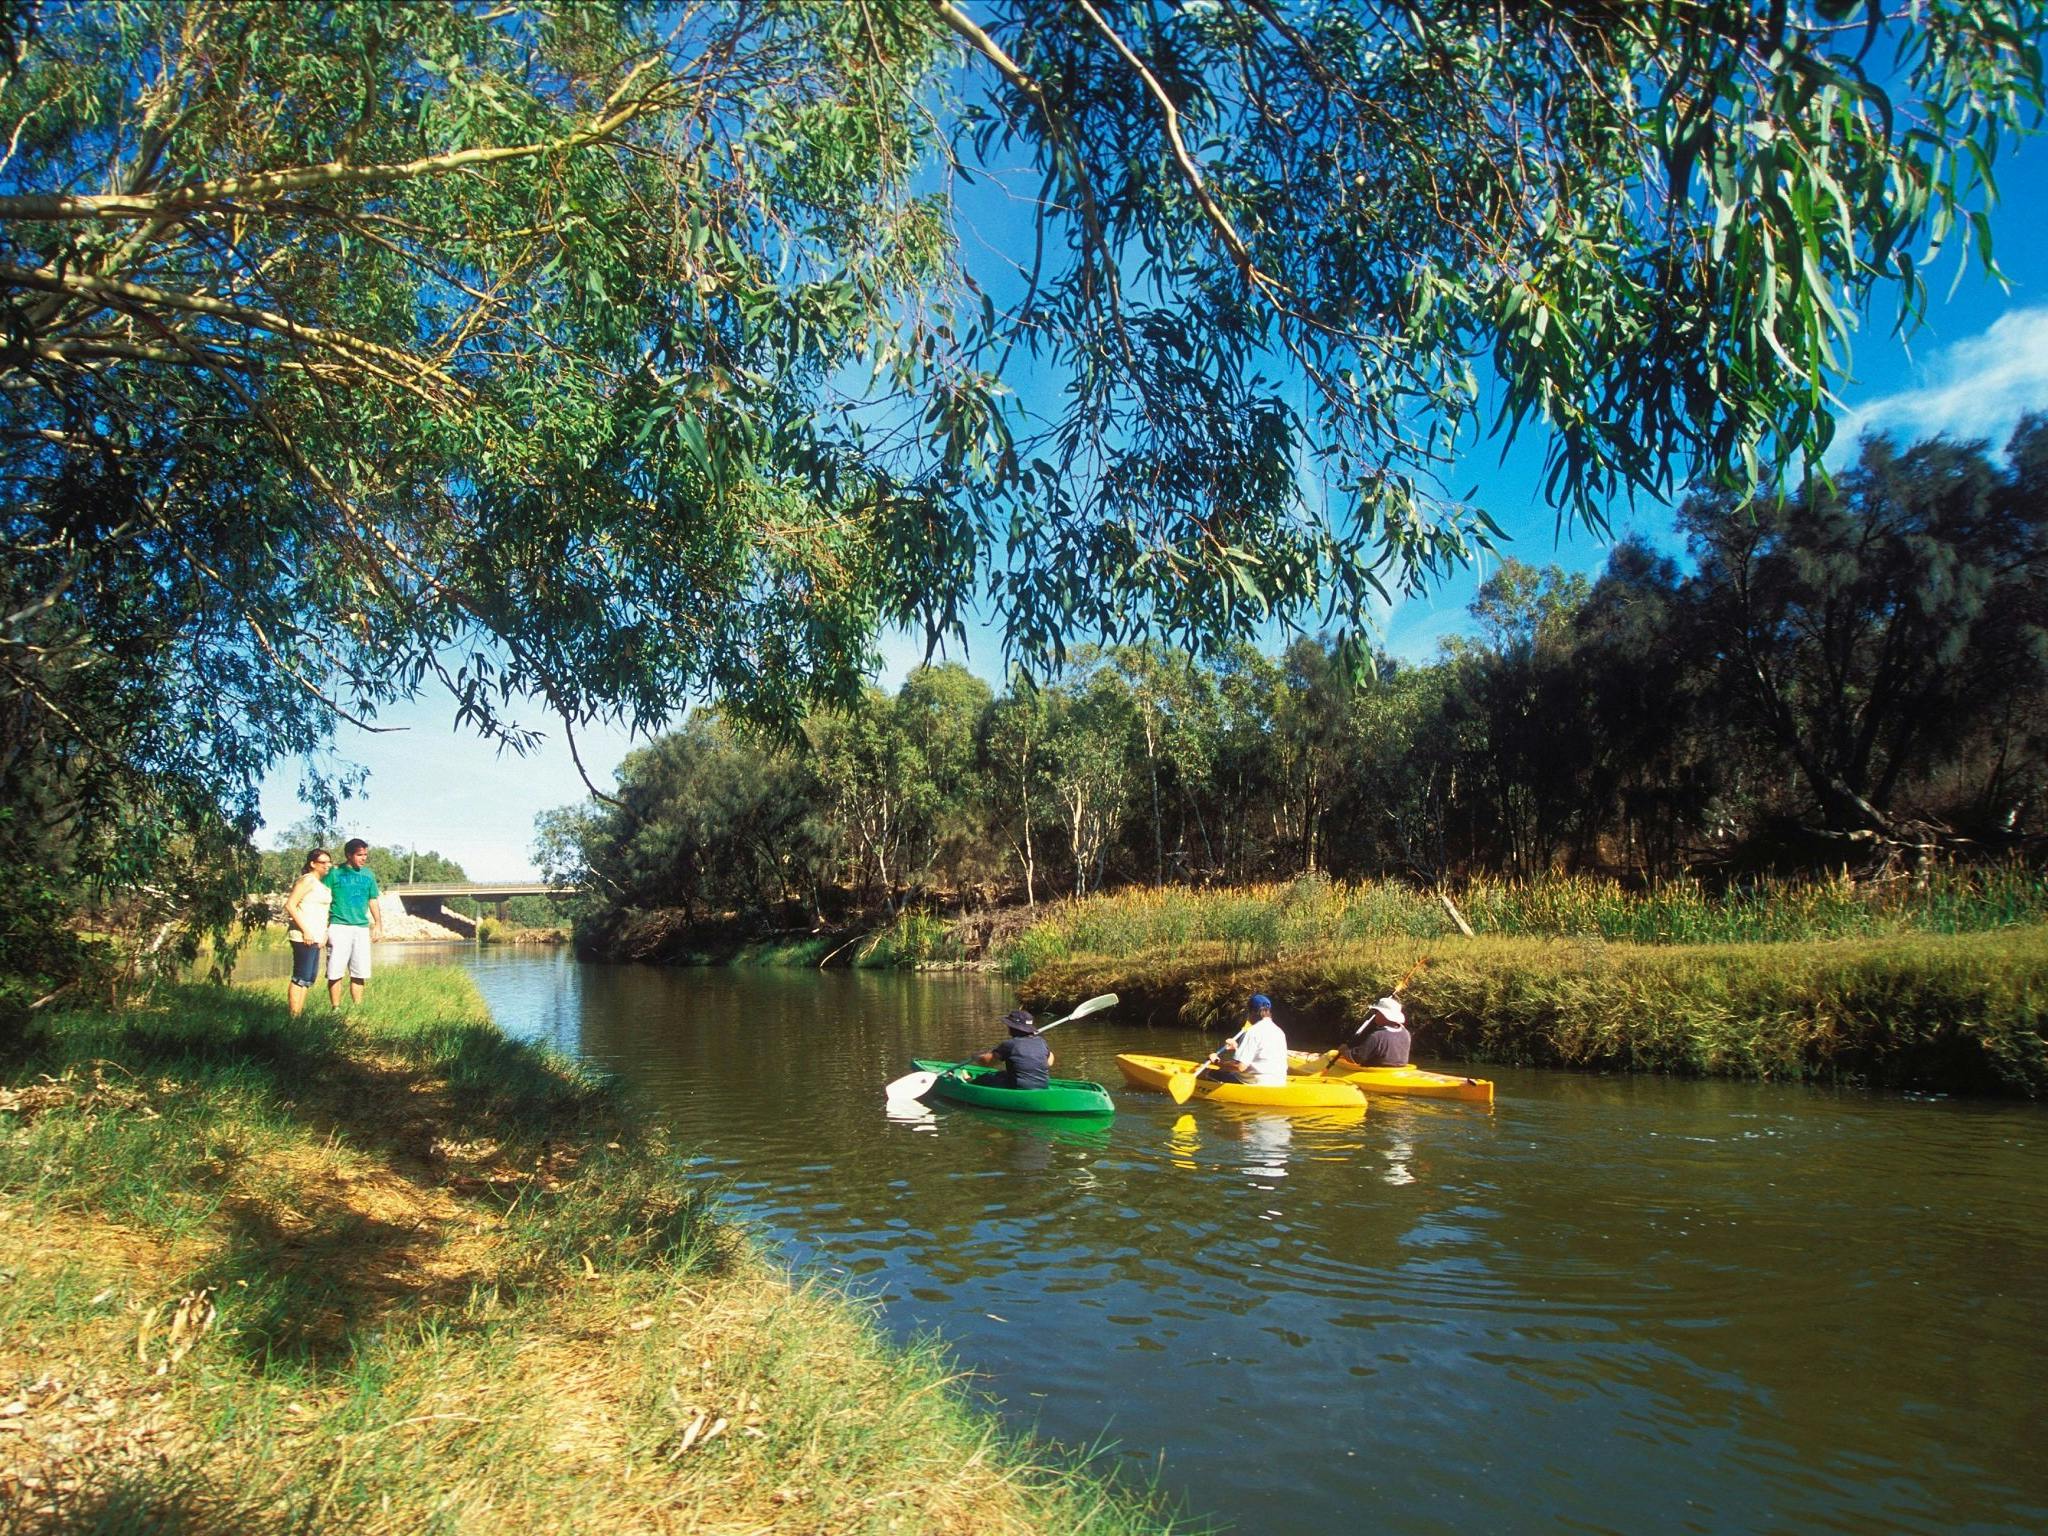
<box><xmin>1</xmin><ymin>971</ymin><xmax>1179</xmax><ymax>1535</ymax></box>
<box><xmin>712</xmin><ymin>912</ymin><xmax>966</xmax><ymax>970</ymax></box>
<box><xmin>1002</xmin><ymin>868</ymin><xmax>2048</xmax><ymax>979</ymax></box>
<box><xmin>1022</xmin><ymin>925</ymin><xmax>2048</xmax><ymax>1096</ymax></box>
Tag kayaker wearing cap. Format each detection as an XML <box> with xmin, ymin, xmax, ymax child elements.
<box><xmin>975</xmin><ymin>1008</ymin><xmax>1054</xmax><ymax>1090</ymax></box>
<box><xmin>1199</xmin><ymin>994</ymin><xmax>1289</xmax><ymax>1085</ymax></box>
<box><xmin>1337</xmin><ymin>996</ymin><xmax>1412</xmax><ymax>1067</ymax></box>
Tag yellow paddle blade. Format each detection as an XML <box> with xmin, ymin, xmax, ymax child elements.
<box><xmin>1167</xmin><ymin>1071</ymin><xmax>1197</xmax><ymax>1106</ymax></box>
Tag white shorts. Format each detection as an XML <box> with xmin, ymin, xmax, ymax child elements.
<box><xmin>327</xmin><ymin>924</ymin><xmax>374</xmax><ymax>981</ymax></box>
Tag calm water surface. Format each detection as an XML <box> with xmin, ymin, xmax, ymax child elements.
<box><xmin>360</xmin><ymin>947</ymin><xmax>2046</xmax><ymax>1534</ymax></box>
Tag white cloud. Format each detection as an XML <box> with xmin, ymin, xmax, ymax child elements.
<box><xmin>1831</xmin><ymin>306</ymin><xmax>2048</xmax><ymax>461</ymax></box>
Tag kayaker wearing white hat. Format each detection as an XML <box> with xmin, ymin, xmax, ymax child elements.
<box><xmin>1337</xmin><ymin>995</ymin><xmax>1412</xmax><ymax>1067</ymax></box>
<box><xmin>975</xmin><ymin>1007</ymin><xmax>1054</xmax><ymax>1089</ymax></box>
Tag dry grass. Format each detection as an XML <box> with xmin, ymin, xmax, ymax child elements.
<box><xmin>1000</xmin><ymin>868</ymin><xmax>2048</xmax><ymax>979</ymax></box>
<box><xmin>0</xmin><ymin>972</ymin><xmax>1171</xmax><ymax>1534</ymax></box>
<box><xmin>1022</xmin><ymin>926</ymin><xmax>2048</xmax><ymax>1095</ymax></box>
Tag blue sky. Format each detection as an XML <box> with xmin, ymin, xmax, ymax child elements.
<box><xmin>259</xmin><ymin>132</ymin><xmax>2048</xmax><ymax>879</ymax></box>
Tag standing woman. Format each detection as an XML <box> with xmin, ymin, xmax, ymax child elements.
<box><xmin>283</xmin><ymin>849</ymin><xmax>334</xmax><ymax>1017</ymax></box>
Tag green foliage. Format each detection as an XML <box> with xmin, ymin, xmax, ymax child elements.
<box><xmin>1024</xmin><ymin>926</ymin><xmax>2048</xmax><ymax>1095</ymax></box>
<box><xmin>1683</xmin><ymin>427</ymin><xmax>2048</xmax><ymax>836</ymax></box>
<box><xmin>500</xmin><ymin>895</ymin><xmax>561</xmax><ymax>928</ymax></box>
<box><xmin>0</xmin><ymin>812</ymin><xmax>106</xmax><ymax>1053</ymax></box>
<box><xmin>859</xmin><ymin>910</ymin><xmax>964</xmax><ymax>968</ymax></box>
<box><xmin>555</xmin><ymin>421</ymin><xmax>2048</xmax><ymax>952</ymax></box>
<box><xmin>6</xmin><ymin>6</ymin><xmax>2037</xmax><ymax>984</ymax></box>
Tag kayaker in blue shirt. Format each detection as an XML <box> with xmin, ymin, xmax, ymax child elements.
<box><xmin>975</xmin><ymin>1008</ymin><xmax>1053</xmax><ymax>1090</ymax></box>
<box><xmin>1337</xmin><ymin>996</ymin><xmax>1412</xmax><ymax>1067</ymax></box>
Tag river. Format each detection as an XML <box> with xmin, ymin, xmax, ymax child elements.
<box><xmin>319</xmin><ymin>946</ymin><xmax>2048</xmax><ymax>1534</ymax></box>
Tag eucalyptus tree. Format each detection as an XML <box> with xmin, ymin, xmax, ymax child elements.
<box><xmin>1568</xmin><ymin>540</ymin><xmax>1718</xmax><ymax>875</ymax></box>
<box><xmin>1204</xmin><ymin>645</ymin><xmax>1287</xmax><ymax>880</ymax></box>
<box><xmin>981</xmin><ymin>680</ymin><xmax>1055</xmax><ymax>904</ymax></box>
<box><xmin>533</xmin><ymin>714</ymin><xmax>822</xmax><ymax>943</ymax></box>
<box><xmin>1038</xmin><ymin>655</ymin><xmax>1140</xmax><ymax>898</ymax></box>
<box><xmin>1334</xmin><ymin>657</ymin><xmax>1463</xmax><ymax>882</ymax></box>
<box><xmin>2</xmin><ymin>1</ymin><xmax>2040</xmax><ymax>997</ymax></box>
<box><xmin>1441</xmin><ymin>562</ymin><xmax>1595</xmax><ymax>874</ymax></box>
<box><xmin>1268</xmin><ymin>637</ymin><xmax>1357</xmax><ymax>875</ymax></box>
<box><xmin>806</xmin><ymin>688</ymin><xmax>919</xmax><ymax>911</ymax></box>
<box><xmin>1108</xmin><ymin>643</ymin><xmax>1225</xmax><ymax>884</ymax></box>
<box><xmin>1682</xmin><ymin>420</ymin><xmax>2048</xmax><ymax>852</ymax></box>
<box><xmin>894</xmin><ymin>662</ymin><xmax>999</xmax><ymax>895</ymax></box>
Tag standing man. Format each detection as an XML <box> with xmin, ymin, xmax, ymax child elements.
<box><xmin>324</xmin><ymin>837</ymin><xmax>384</xmax><ymax>1008</ymax></box>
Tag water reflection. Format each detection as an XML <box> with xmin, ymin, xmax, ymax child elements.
<box><xmin>934</xmin><ymin>1102</ymin><xmax>1116</xmax><ymax>1149</ymax></box>
<box><xmin>882</xmin><ymin>1097</ymin><xmax>937</xmax><ymax>1131</ymax></box>
<box><xmin>443</xmin><ymin>952</ymin><xmax>2048</xmax><ymax>1536</ymax></box>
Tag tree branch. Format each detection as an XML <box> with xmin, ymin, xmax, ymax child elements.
<box><xmin>0</xmin><ymin>93</ymin><xmax>667</xmax><ymax>222</ymax></box>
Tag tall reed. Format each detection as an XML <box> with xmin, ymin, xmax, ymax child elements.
<box><xmin>1003</xmin><ymin>868</ymin><xmax>2048</xmax><ymax>975</ymax></box>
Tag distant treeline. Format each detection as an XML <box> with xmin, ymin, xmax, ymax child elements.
<box><xmin>546</xmin><ymin>426</ymin><xmax>2048</xmax><ymax>945</ymax></box>
<box><xmin>253</xmin><ymin>831</ymin><xmax>467</xmax><ymax>897</ymax></box>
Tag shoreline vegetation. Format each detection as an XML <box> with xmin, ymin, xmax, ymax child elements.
<box><xmin>1011</xmin><ymin>888</ymin><xmax>2048</xmax><ymax>1097</ymax></box>
<box><xmin>583</xmin><ymin>873</ymin><xmax>2048</xmax><ymax>1096</ymax></box>
<box><xmin>1020</xmin><ymin>927</ymin><xmax>2048</xmax><ymax>1098</ymax></box>
<box><xmin>0</xmin><ymin>970</ymin><xmax>1173</xmax><ymax>1534</ymax></box>
<box><xmin>586</xmin><ymin>868</ymin><xmax>2048</xmax><ymax>970</ymax></box>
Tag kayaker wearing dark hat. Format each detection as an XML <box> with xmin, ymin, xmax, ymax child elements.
<box><xmin>975</xmin><ymin>1008</ymin><xmax>1054</xmax><ymax>1090</ymax></box>
<box><xmin>1337</xmin><ymin>995</ymin><xmax>1412</xmax><ymax>1067</ymax></box>
<box><xmin>1199</xmin><ymin>994</ymin><xmax>1289</xmax><ymax>1085</ymax></box>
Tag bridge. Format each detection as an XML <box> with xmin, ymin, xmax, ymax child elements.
<box><xmin>386</xmin><ymin>882</ymin><xmax>577</xmax><ymax>939</ymax></box>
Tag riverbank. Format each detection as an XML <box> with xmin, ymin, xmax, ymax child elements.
<box><xmin>0</xmin><ymin>972</ymin><xmax>1172</xmax><ymax>1532</ymax></box>
<box><xmin>574</xmin><ymin>869</ymin><xmax>2048</xmax><ymax>976</ymax></box>
<box><xmin>1019</xmin><ymin>926</ymin><xmax>2048</xmax><ymax>1096</ymax></box>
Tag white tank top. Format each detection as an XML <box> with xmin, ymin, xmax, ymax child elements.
<box><xmin>289</xmin><ymin>875</ymin><xmax>333</xmax><ymax>945</ymax></box>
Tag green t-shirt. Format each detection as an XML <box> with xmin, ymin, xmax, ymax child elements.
<box><xmin>324</xmin><ymin>864</ymin><xmax>381</xmax><ymax>927</ymax></box>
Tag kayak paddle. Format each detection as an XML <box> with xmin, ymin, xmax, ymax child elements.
<box><xmin>884</xmin><ymin>993</ymin><xmax>1119</xmax><ymax>1103</ymax></box>
<box><xmin>1166</xmin><ymin>1054</ymin><xmax>1210</xmax><ymax>1105</ymax></box>
<box><xmin>1319</xmin><ymin>954</ymin><xmax>1431</xmax><ymax>1075</ymax></box>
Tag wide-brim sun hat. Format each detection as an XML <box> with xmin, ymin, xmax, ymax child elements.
<box><xmin>1370</xmin><ymin>996</ymin><xmax>1406</xmax><ymax>1027</ymax></box>
<box><xmin>1003</xmin><ymin>1008</ymin><xmax>1037</xmax><ymax>1034</ymax></box>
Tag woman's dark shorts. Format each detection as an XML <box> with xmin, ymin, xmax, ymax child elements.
<box><xmin>290</xmin><ymin>940</ymin><xmax>322</xmax><ymax>988</ymax></box>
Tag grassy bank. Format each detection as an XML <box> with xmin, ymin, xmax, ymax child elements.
<box><xmin>0</xmin><ymin>972</ymin><xmax>1172</xmax><ymax>1533</ymax></box>
<box><xmin>1021</xmin><ymin>926</ymin><xmax>2048</xmax><ymax>1096</ymax></box>
<box><xmin>1001</xmin><ymin>869</ymin><xmax>2048</xmax><ymax>978</ymax></box>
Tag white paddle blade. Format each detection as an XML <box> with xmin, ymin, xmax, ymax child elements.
<box><xmin>884</xmin><ymin>1070</ymin><xmax>939</xmax><ymax>1103</ymax></box>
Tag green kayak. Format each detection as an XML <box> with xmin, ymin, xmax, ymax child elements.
<box><xmin>912</xmin><ymin>1060</ymin><xmax>1117</xmax><ymax>1116</ymax></box>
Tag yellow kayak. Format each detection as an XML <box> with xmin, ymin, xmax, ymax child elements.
<box><xmin>1116</xmin><ymin>1053</ymin><xmax>1368</xmax><ymax>1109</ymax></box>
<box><xmin>1286</xmin><ymin>1050</ymin><xmax>1495</xmax><ymax>1105</ymax></box>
